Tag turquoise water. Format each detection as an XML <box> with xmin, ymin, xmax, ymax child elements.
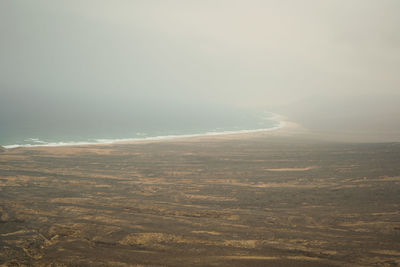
<box><xmin>0</xmin><ymin>106</ymin><xmax>281</xmax><ymax>148</ymax></box>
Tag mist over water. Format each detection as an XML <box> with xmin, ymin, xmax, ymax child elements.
<box><xmin>0</xmin><ymin>98</ymin><xmax>279</xmax><ymax>148</ymax></box>
<box><xmin>1</xmin><ymin>1</ymin><xmax>399</xmax><ymax>143</ymax></box>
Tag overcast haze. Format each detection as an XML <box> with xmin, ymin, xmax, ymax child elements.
<box><xmin>1</xmin><ymin>1</ymin><xmax>400</xmax><ymax>142</ymax></box>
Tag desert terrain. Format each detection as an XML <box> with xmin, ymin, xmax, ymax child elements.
<box><xmin>0</xmin><ymin>133</ymin><xmax>399</xmax><ymax>266</ymax></box>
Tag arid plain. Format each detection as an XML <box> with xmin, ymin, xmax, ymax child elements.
<box><xmin>1</xmin><ymin>132</ymin><xmax>400</xmax><ymax>266</ymax></box>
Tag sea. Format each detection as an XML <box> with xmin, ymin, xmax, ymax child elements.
<box><xmin>0</xmin><ymin>107</ymin><xmax>282</xmax><ymax>149</ymax></box>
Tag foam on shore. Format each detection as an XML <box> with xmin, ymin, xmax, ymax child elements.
<box><xmin>3</xmin><ymin>114</ymin><xmax>287</xmax><ymax>149</ymax></box>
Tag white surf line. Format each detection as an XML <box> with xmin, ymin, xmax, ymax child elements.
<box><xmin>2</xmin><ymin>114</ymin><xmax>287</xmax><ymax>149</ymax></box>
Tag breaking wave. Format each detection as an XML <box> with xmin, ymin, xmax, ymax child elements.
<box><xmin>2</xmin><ymin>113</ymin><xmax>286</xmax><ymax>149</ymax></box>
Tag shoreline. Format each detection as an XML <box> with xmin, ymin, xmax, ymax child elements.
<box><xmin>1</xmin><ymin>122</ymin><xmax>398</xmax><ymax>267</ymax></box>
<box><xmin>3</xmin><ymin>114</ymin><xmax>301</xmax><ymax>149</ymax></box>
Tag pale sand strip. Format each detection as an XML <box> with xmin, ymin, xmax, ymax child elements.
<box><xmin>266</xmin><ymin>166</ymin><xmax>316</xmax><ymax>172</ymax></box>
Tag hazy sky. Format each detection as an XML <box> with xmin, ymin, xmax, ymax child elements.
<box><xmin>1</xmin><ymin>1</ymin><xmax>399</xmax><ymax>139</ymax></box>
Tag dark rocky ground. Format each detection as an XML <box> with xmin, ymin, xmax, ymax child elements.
<box><xmin>0</xmin><ymin>134</ymin><xmax>399</xmax><ymax>266</ymax></box>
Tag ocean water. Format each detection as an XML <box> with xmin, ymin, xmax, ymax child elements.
<box><xmin>0</xmin><ymin>107</ymin><xmax>282</xmax><ymax>149</ymax></box>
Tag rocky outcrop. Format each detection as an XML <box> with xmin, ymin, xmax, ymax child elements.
<box><xmin>0</xmin><ymin>146</ymin><xmax>5</xmax><ymax>152</ymax></box>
